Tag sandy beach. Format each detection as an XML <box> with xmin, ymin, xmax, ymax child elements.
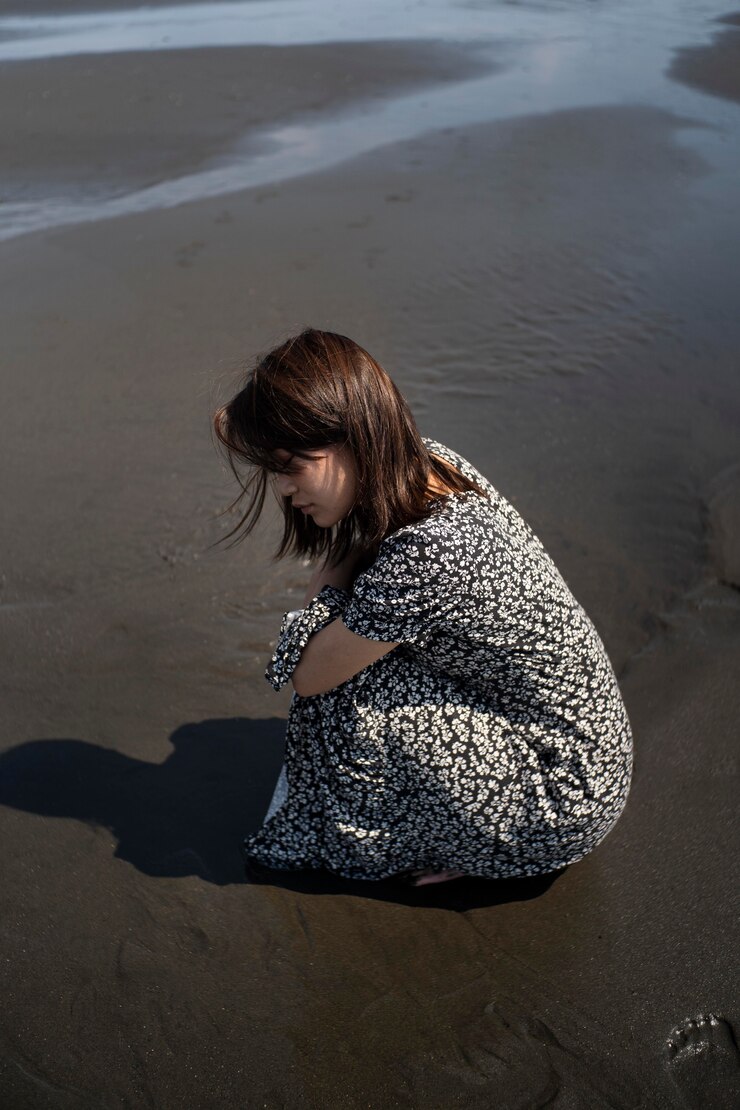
<box><xmin>1</xmin><ymin>2</ymin><xmax>739</xmax><ymax>1107</ymax></box>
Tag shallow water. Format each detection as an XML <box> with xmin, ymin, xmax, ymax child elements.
<box><xmin>1</xmin><ymin>0</ymin><xmax>739</xmax><ymax>239</ymax></box>
<box><xmin>0</xmin><ymin>0</ymin><xmax>699</xmax><ymax>60</ymax></box>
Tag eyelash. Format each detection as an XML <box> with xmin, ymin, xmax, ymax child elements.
<box><xmin>270</xmin><ymin>461</ymin><xmax>302</xmax><ymax>479</ymax></box>
<box><xmin>272</xmin><ymin>452</ymin><xmax>325</xmax><ymax>476</ymax></box>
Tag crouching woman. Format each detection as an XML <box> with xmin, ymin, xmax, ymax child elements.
<box><xmin>213</xmin><ymin>329</ymin><xmax>632</xmax><ymax>885</ymax></box>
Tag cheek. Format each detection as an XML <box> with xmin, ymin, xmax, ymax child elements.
<box><xmin>339</xmin><ymin>468</ymin><xmax>357</xmax><ymax>512</ymax></box>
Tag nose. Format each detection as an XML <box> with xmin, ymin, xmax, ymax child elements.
<box><xmin>273</xmin><ymin>472</ymin><xmax>298</xmax><ymax>498</ymax></box>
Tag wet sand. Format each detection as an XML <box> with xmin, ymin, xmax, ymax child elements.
<box><xmin>0</xmin><ymin>40</ymin><xmax>493</xmax><ymax>198</ymax></box>
<box><xmin>670</xmin><ymin>13</ymin><xmax>740</xmax><ymax>104</ymax></box>
<box><xmin>2</xmin><ymin>9</ymin><xmax>740</xmax><ymax>1110</ymax></box>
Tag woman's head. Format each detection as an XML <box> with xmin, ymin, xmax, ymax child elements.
<box><xmin>213</xmin><ymin>328</ymin><xmax>479</xmax><ymax>560</ymax></box>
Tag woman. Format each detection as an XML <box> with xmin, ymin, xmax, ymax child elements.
<box><xmin>214</xmin><ymin>329</ymin><xmax>632</xmax><ymax>886</ymax></box>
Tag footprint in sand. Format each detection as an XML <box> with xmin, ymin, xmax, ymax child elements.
<box><xmin>665</xmin><ymin>1014</ymin><xmax>740</xmax><ymax>1110</ymax></box>
<box><xmin>175</xmin><ymin>240</ymin><xmax>204</xmax><ymax>267</ymax></box>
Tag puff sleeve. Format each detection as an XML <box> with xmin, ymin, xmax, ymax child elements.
<box><xmin>341</xmin><ymin>531</ymin><xmax>448</xmax><ymax>647</ymax></box>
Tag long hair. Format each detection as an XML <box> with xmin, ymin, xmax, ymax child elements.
<box><xmin>213</xmin><ymin>329</ymin><xmax>485</xmax><ymax>562</ymax></box>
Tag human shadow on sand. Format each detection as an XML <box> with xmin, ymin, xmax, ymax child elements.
<box><xmin>0</xmin><ymin>717</ymin><xmax>563</xmax><ymax>909</ymax></box>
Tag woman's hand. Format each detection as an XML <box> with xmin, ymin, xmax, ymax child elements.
<box><xmin>302</xmin><ymin>548</ymin><xmax>364</xmax><ymax>605</ymax></box>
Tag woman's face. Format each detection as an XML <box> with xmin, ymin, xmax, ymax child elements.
<box><xmin>271</xmin><ymin>446</ymin><xmax>357</xmax><ymax>528</ymax></box>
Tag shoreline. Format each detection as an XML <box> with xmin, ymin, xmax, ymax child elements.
<box><xmin>0</xmin><ymin>39</ymin><xmax>496</xmax><ymax>206</ymax></box>
<box><xmin>669</xmin><ymin>13</ymin><xmax>740</xmax><ymax>105</ymax></box>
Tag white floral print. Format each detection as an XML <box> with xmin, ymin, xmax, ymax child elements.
<box><xmin>243</xmin><ymin>442</ymin><xmax>633</xmax><ymax>880</ymax></box>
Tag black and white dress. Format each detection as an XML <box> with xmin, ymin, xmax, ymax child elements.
<box><xmin>243</xmin><ymin>441</ymin><xmax>633</xmax><ymax>880</ymax></box>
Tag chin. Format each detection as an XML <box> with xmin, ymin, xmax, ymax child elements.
<box><xmin>308</xmin><ymin>506</ymin><xmax>347</xmax><ymax>529</ymax></box>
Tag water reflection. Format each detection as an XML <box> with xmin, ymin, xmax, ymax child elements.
<box><xmin>0</xmin><ymin>0</ymin><xmax>705</xmax><ymax>61</ymax></box>
<box><xmin>0</xmin><ymin>0</ymin><xmax>563</xmax><ymax>61</ymax></box>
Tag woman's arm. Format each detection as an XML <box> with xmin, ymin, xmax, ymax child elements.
<box><xmin>293</xmin><ymin>549</ymin><xmax>398</xmax><ymax>696</ymax></box>
<box><xmin>292</xmin><ymin>619</ymin><xmax>398</xmax><ymax>697</ymax></box>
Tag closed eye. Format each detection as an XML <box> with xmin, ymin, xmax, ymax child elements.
<box><xmin>269</xmin><ymin>448</ymin><xmax>327</xmax><ymax>475</ymax></box>
<box><xmin>269</xmin><ymin>451</ymin><xmax>299</xmax><ymax>475</ymax></box>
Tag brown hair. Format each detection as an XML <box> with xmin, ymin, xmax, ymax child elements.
<box><xmin>213</xmin><ymin>329</ymin><xmax>485</xmax><ymax>562</ymax></box>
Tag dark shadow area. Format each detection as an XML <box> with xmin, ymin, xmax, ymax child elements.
<box><xmin>668</xmin><ymin>12</ymin><xmax>740</xmax><ymax>105</ymax></box>
<box><xmin>0</xmin><ymin>718</ymin><xmax>565</xmax><ymax>908</ymax></box>
<box><xmin>0</xmin><ymin>718</ymin><xmax>286</xmax><ymax>885</ymax></box>
<box><xmin>243</xmin><ymin>854</ymin><xmax>565</xmax><ymax>911</ymax></box>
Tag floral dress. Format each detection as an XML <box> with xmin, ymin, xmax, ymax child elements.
<box><xmin>242</xmin><ymin>441</ymin><xmax>633</xmax><ymax>881</ymax></box>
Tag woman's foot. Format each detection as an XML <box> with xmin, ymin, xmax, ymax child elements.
<box><xmin>410</xmin><ymin>868</ymin><xmax>467</xmax><ymax>887</ymax></box>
